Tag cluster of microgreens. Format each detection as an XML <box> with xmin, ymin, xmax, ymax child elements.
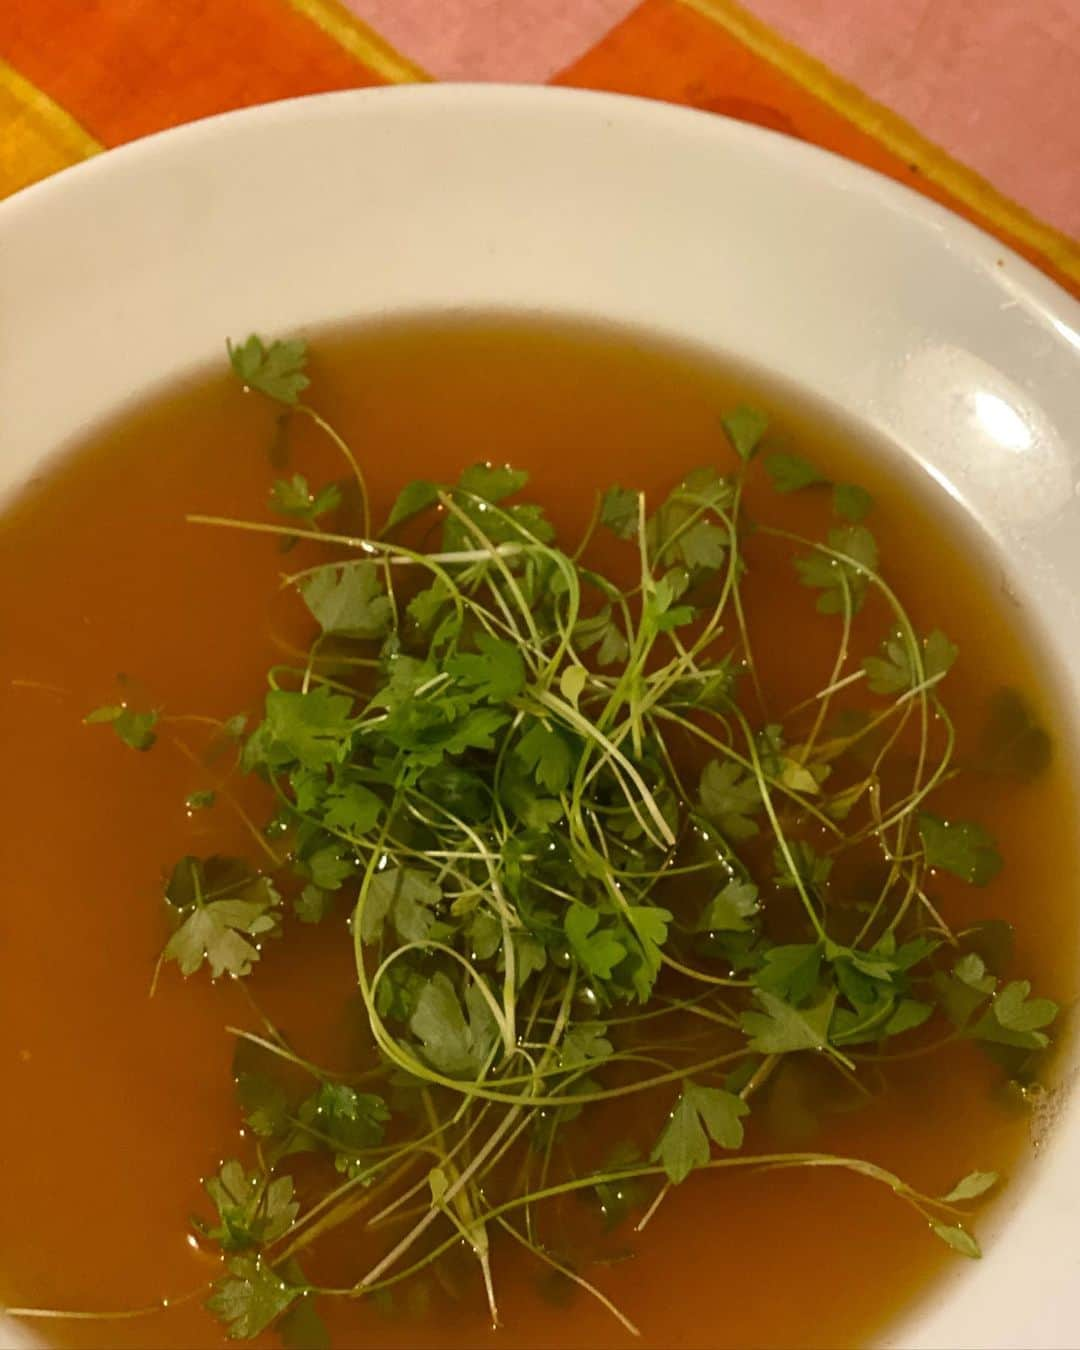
<box><xmin>22</xmin><ymin>335</ymin><xmax>1061</xmax><ymax>1348</ymax></box>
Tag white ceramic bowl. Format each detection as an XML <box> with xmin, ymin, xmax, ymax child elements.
<box><xmin>2</xmin><ymin>85</ymin><xmax>1078</xmax><ymax>1350</ymax></box>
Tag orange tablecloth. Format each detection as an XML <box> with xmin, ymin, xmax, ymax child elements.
<box><xmin>2</xmin><ymin>0</ymin><xmax>1077</xmax><ymax>295</ymax></box>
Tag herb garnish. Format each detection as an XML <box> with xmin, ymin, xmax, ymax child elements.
<box><xmin>24</xmin><ymin>334</ymin><xmax>1060</xmax><ymax>1347</ymax></box>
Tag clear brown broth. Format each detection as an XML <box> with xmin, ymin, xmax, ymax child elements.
<box><xmin>0</xmin><ymin>315</ymin><xmax>1075</xmax><ymax>1350</ymax></box>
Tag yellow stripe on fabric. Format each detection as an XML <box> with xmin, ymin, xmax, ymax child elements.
<box><xmin>282</xmin><ymin>0</ymin><xmax>430</xmax><ymax>83</ymax></box>
<box><xmin>677</xmin><ymin>0</ymin><xmax>1080</xmax><ymax>285</ymax></box>
<box><xmin>0</xmin><ymin>57</ymin><xmax>102</xmax><ymax>198</ymax></box>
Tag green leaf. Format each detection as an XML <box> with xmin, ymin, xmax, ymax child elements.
<box><xmin>270</xmin><ymin>474</ymin><xmax>341</xmax><ymax>523</ymax></box>
<box><xmin>991</xmin><ymin>980</ymin><xmax>1058</xmax><ymax>1033</ymax></box>
<box><xmin>292</xmin><ymin>880</ymin><xmax>334</xmax><ymax>923</ymax></box>
<box><xmin>600</xmin><ymin>486</ymin><xmax>640</xmax><ymax>540</ymax></box>
<box><xmin>699</xmin><ymin>759</ymin><xmax>761</xmax><ymax>840</ymax></box>
<box><xmin>647</xmin><ymin>469</ymin><xmax>732</xmax><ymax>573</ymax></box>
<box><xmin>447</xmin><ymin>632</ymin><xmax>526</xmax><ymax>702</ymax></box>
<box><xmin>754</xmin><ymin>943</ymin><xmax>822</xmax><ymax>1004</ymax></box>
<box><xmin>678</xmin><ymin>520</ymin><xmax>729</xmax><ymax>570</ymax></box>
<box><xmin>84</xmin><ymin>703</ymin><xmax>158</xmax><ymax>750</ymax></box>
<box><xmin>833</xmin><ymin>483</ymin><xmax>873</xmax><ymax>522</ymax></box>
<box><xmin>468</xmin><ymin>910</ymin><xmax>502</xmax><ymax>961</ymax></box>
<box><xmin>253</xmin><ymin>686</ymin><xmax>355</xmax><ymax>772</ymax></box>
<box><xmin>934</xmin><ymin>956</ymin><xmax>995</xmax><ymax>1029</ymax></box>
<box><xmin>722</xmin><ymin>405</ymin><xmax>768</xmax><ymax>461</ymax></box>
<box><xmin>236</xmin><ymin>1072</ymin><xmax>289</xmax><ymax>1139</ymax></box>
<box><xmin>384</xmin><ymin>479</ymin><xmax>439</xmax><ymax>531</ymax></box>
<box><xmin>972</xmin><ymin>980</ymin><xmax>1058</xmax><ymax>1050</ymax></box>
<box><xmin>558</xmin><ymin>1022</ymin><xmax>614</xmax><ymax>1071</ymax></box>
<box><xmin>207</xmin><ymin>1255</ymin><xmax>301</xmax><ymax>1339</ymax></box>
<box><xmin>698</xmin><ymin>879</ymin><xmax>759</xmax><ymax>933</ymax></box>
<box><xmin>185</xmin><ymin>789</ymin><xmax>217</xmax><ymax>811</ymax></box>
<box><xmin>764</xmin><ymin>453</ymin><xmax>827</xmax><ymax>493</ymax></box>
<box><xmin>196</xmin><ymin>1162</ymin><xmax>298</xmax><ymax>1252</ymax></box>
<box><xmin>278</xmin><ymin>1295</ymin><xmax>331</xmax><ymax>1350</ymax></box>
<box><xmin>228</xmin><ymin>335</ymin><xmax>309</xmax><ymax>406</ymax></box>
<box><xmin>593</xmin><ymin>1143</ymin><xmax>646</xmax><ymax>1229</ymax></box>
<box><xmin>740</xmin><ymin>989</ymin><xmax>835</xmax><ymax>1054</ymax></box>
<box><xmin>305</xmin><ymin>846</ymin><xmax>353</xmax><ymax>892</ymax></box>
<box><xmin>564</xmin><ymin>904</ymin><xmax>627</xmax><ymax>981</ymax></box>
<box><xmin>374</xmin><ymin>958</ymin><xmax>426</xmax><ymax>1022</ymax></box>
<box><xmin>322</xmin><ymin>780</ymin><xmax>382</xmax><ymax>838</ymax></box>
<box><xmin>772</xmin><ymin>841</ymin><xmax>832</xmax><ymax>893</ymax></box>
<box><xmin>162</xmin><ymin>858</ymin><xmax>281</xmax><ymax>979</ymax></box>
<box><xmin>976</xmin><ymin>688</ymin><xmax>1052</xmax><ymax>780</ymax></box>
<box><xmin>863</xmin><ymin>629</ymin><xmax>957</xmax><ymax>695</ymax></box>
<box><xmin>918</xmin><ymin>814</ymin><xmax>1003</xmax><ymax>886</ymax></box>
<box><xmin>164</xmin><ymin>899</ymin><xmax>280</xmax><ymax>979</ymax></box>
<box><xmin>559</xmin><ymin>666</ymin><xmax>587</xmax><ymax>707</ymax></box>
<box><xmin>515</xmin><ymin>720</ymin><xmax>575</xmax><ymax>795</ymax></box>
<box><xmin>361</xmin><ymin>866</ymin><xmax>443</xmax><ymax>945</ymax></box>
<box><xmin>289</xmin><ymin>1082</ymin><xmax>390</xmax><ymax>1169</ymax></box>
<box><xmin>626</xmin><ymin>905</ymin><xmax>673</xmax><ymax>1000</ymax></box>
<box><xmin>409</xmin><ymin>973</ymin><xmax>497</xmax><ymax>1078</ymax></box>
<box><xmin>300</xmin><ymin>563</ymin><xmax>392</xmax><ymax>639</ymax></box>
<box><xmin>650</xmin><ymin>1080</ymin><xmax>749</xmax><ymax>1184</ymax></box>
<box><xmin>573</xmin><ymin>607</ymin><xmax>629</xmax><ymax>667</ymax></box>
<box><xmin>884</xmin><ymin>999</ymin><xmax>934</xmax><ymax>1037</ymax></box>
<box><xmin>955</xmin><ymin>953</ymin><xmax>996</xmax><ymax>992</ymax></box>
<box><xmin>930</xmin><ymin>1222</ymin><xmax>981</xmax><ymax>1259</ymax></box>
<box><xmin>407</xmin><ymin>577</ymin><xmax>452</xmax><ymax>630</ymax></box>
<box><xmin>940</xmin><ymin>1171</ymin><xmax>998</xmax><ymax>1203</ymax></box>
<box><xmin>457</xmin><ymin>462</ymin><xmax>529</xmax><ymax>503</ymax></box>
<box><xmin>795</xmin><ymin>525</ymin><xmax>878</xmax><ymax>615</ymax></box>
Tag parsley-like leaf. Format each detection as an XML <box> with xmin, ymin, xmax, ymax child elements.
<box><xmin>918</xmin><ymin>814</ymin><xmax>1002</xmax><ymax>886</ymax></box>
<box><xmin>270</xmin><ymin>474</ymin><xmax>341</xmax><ymax>523</ymax></box>
<box><xmin>651</xmin><ymin>1080</ymin><xmax>749</xmax><ymax>1184</ymax></box>
<box><xmin>976</xmin><ymin>688</ymin><xmax>1052</xmax><ymax>780</ymax></box>
<box><xmin>447</xmin><ymin>632</ymin><xmax>526</xmax><ymax>702</ymax></box>
<box><xmin>409</xmin><ymin>973</ymin><xmax>497</xmax><ymax>1078</ymax></box>
<box><xmin>863</xmin><ymin>629</ymin><xmax>957</xmax><ymax>695</ymax></box>
<box><xmin>515</xmin><ymin>720</ymin><xmax>575</xmax><ymax>795</ymax></box>
<box><xmin>972</xmin><ymin>980</ymin><xmax>1058</xmax><ymax>1050</ymax></box>
<box><xmin>361</xmin><ymin>866</ymin><xmax>444</xmax><ymax>945</ymax></box>
<box><xmin>833</xmin><ymin>483</ymin><xmax>873</xmax><ymax>521</ymax></box>
<box><xmin>162</xmin><ymin>857</ymin><xmax>281</xmax><ymax>979</ymax></box>
<box><xmin>300</xmin><ymin>563</ymin><xmax>392</xmax><ymax>639</ymax></box>
<box><xmin>698</xmin><ymin>879</ymin><xmax>759</xmax><ymax>933</ymax></box>
<box><xmin>207</xmin><ymin>1254</ymin><xmax>301</xmax><ymax>1339</ymax></box>
<box><xmin>84</xmin><ymin>703</ymin><xmax>158</xmax><ymax>750</ymax></box>
<box><xmin>384</xmin><ymin>479</ymin><xmax>439</xmax><ymax>532</ymax></box>
<box><xmin>627</xmin><ymin>905</ymin><xmax>673</xmax><ymax>1001</ymax></box>
<box><xmin>754</xmin><ymin>943</ymin><xmax>822</xmax><ymax>1004</ymax></box>
<box><xmin>740</xmin><ymin>989</ymin><xmax>835</xmax><ymax>1053</ymax></box>
<box><xmin>722</xmin><ymin>406</ymin><xmax>768</xmax><ymax>461</ymax></box>
<box><xmin>228</xmin><ymin>335</ymin><xmax>309</xmax><ymax>406</ymax></box>
<box><xmin>196</xmin><ymin>1162</ymin><xmax>298</xmax><ymax>1252</ymax></box>
<box><xmin>278</xmin><ymin>1295</ymin><xmax>331</xmax><ymax>1350</ymax></box>
<box><xmin>699</xmin><ymin>759</ymin><xmax>761</xmax><ymax>840</ymax></box>
<box><xmin>764</xmin><ymin>453</ymin><xmax>827</xmax><ymax>493</ymax></box>
<box><xmin>600</xmin><ymin>486</ymin><xmax>640</xmax><ymax>540</ymax></box>
<box><xmin>795</xmin><ymin>525</ymin><xmax>878</xmax><ymax>615</ymax></box>
<box><xmin>248</xmin><ymin>686</ymin><xmax>355</xmax><ymax>772</ymax></box>
<box><xmin>564</xmin><ymin>904</ymin><xmax>627</xmax><ymax>981</ymax></box>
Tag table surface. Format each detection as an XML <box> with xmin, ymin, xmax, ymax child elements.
<box><xmin>1</xmin><ymin>0</ymin><xmax>1077</xmax><ymax>293</ymax></box>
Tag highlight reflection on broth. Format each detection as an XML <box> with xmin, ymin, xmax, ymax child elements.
<box><xmin>0</xmin><ymin>316</ymin><xmax>1075</xmax><ymax>1350</ymax></box>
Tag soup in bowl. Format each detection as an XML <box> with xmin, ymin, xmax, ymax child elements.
<box><xmin>1</xmin><ymin>87</ymin><xmax>1078</xmax><ymax>1350</ymax></box>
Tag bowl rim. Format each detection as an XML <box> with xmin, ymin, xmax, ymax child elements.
<box><xmin>1</xmin><ymin>82</ymin><xmax>1078</xmax><ymax>1350</ymax></box>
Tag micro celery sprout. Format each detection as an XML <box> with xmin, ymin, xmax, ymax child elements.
<box><xmin>59</xmin><ymin>334</ymin><xmax>1060</xmax><ymax>1348</ymax></box>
